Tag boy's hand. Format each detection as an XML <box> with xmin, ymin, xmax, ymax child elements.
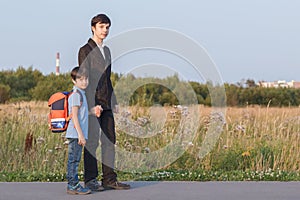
<box><xmin>78</xmin><ymin>135</ymin><xmax>86</xmax><ymax>146</ymax></box>
<box><xmin>94</xmin><ymin>105</ymin><xmax>103</xmax><ymax>117</ymax></box>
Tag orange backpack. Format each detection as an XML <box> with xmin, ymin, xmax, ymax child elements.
<box><xmin>48</xmin><ymin>90</ymin><xmax>83</xmax><ymax>133</ymax></box>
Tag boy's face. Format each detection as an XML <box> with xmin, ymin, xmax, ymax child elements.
<box><xmin>92</xmin><ymin>22</ymin><xmax>110</xmax><ymax>41</ymax></box>
<box><xmin>73</xmin><ymin>76</ymin><xmax>88</xmax><ymax>90</ymax></box>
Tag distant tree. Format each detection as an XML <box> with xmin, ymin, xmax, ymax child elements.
<box><xmin>0</xmin><ymin>66</ymin><xmax>43</xmax><ymax>101</ymax></box>
<box><xmin>0</xmin><ymin>84</ymin><xmax>10</xmax><ymax>103</ymax></box>
<box><xmin>189</xmin><ymin>81</ymin><xmax>209</xmax><ymax>101</ymax></box>
<box><xmin>246</xmin><ymin>79</ymin><xmax>257</xmax><ymax>88</ymax></box>
<box><xmin>196</xmin><ymin>94</ymin><xmax>205</xmax><ymax>104</ymax></box>
<box><xmin>110</xmin><ymin>72</ymin><xmax>120</xmax><ymax>87</ymax></box>
<box><xmin>204</xmin><ymin>95</ymin><xmax>211</xmax><ymax>106</ymax></box>
<box><xmin>224</xmin><ymin>83</ymin><xmax>239</xmax><ymax>106</ymax></box>
<box><xmin>30</xmin><ymin>73</ymin><xmax>72</xmax><ymax>101</ymax></box>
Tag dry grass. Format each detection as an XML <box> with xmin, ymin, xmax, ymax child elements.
<box><xmin>0</xmin><ymin>102</ymin><xmax>299</xmax><ymax>174</ymax></box>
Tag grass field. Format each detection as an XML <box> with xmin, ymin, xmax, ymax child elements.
<box><xmin>0</xmin><ymin>102</ymin><xmax>299</xmax><ymax>181</ymax></box>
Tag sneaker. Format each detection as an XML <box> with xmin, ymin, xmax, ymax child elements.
<box><xmin>67</xmin><ymin>183</ymin><xmax>91</xmax><ymax>195</ymax></box>
<box><xmin>102</xmin><ymin>181</ymin><xmax>131</xmax><ymax>190</ymax></box>
<box><xmin>85</xmin><ymin>179</ymin><xmax>105</xmax><ymax>192</ymax></box>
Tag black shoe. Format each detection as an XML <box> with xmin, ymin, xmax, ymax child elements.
<box><xmin>102</xmin><ymin>181</ymin><xmax>130</xmax><ymax>190</ymax></box>
<box><xmin>85</xmin><ymin>179</ymin><xmax>105</xmax><ymax>192</ymax></box>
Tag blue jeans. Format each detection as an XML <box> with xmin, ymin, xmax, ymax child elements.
<box><xmin>67</xmin><ymin>138</ymin><xmax>83</xmax><ymax>186</ymax></box>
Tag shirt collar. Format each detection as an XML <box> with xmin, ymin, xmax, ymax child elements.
<box><xmin>73</xmin><ymin>86</ymin><xmax>85</xmax><ymax>94</ymax></box>
<box><xmin>98</xmin><ymin>42</ymin><xmax>105</xmax><ymax>48</ymax></box>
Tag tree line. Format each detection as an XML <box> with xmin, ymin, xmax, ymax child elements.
<box><xmin>1</xmin><ymin>66</ymin><xmax>300</xmax><ymax>107</ymax></box>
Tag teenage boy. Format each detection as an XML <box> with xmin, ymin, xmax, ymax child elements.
<box><xmin>78</xmin><ymin>14</ymin><xmax>130</xmax><ymax>191</ymax></box>
<box><xmin>66</xmin><ymin>66</ymin><xmax>101</xmax><ymax>195</ymax></box>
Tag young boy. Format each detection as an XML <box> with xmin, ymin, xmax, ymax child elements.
<box><xmin>66</xmin><ymin>66</ymin><xmax>102</xmax><ymax>195</ymax></box>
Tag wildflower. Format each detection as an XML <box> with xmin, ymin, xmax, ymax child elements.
<box><xmin>137</xmin><ymin>117</ymin><xmax>149</xmax><ymax>126</ymax></box>
<box><xmin>63</xmin><ymin>140</ymin><xmax>69</xmax><ymax>145</ymax></box>
<box><xmin>242</xmin><ymin>151</ymin><xmax>250</xmax><ymax>157</ymax></box>
<box><xmin>144</xmin><ymin>147</ymin><xmax>150</xmax><ymax>153</ymax></box>
<box><xmin>121</xmin><ymin>111</ymin><xmax>131</xmax><ymax>117</ymax></box>
<box><xmin>181</xmin><ymin>106</ymin><xmax>189</xmax><ymax>116</ymax></box>
<box><xmin>37</xmin><ymin>136</ymin><xmax>45</xmax><ymax>144</ymax></box>
<box><xmin>125</xmin><ymin>143</ymin><xmax>132</xmax><ymax>151</ymax></box>
<box><xmin>55</xmin><ymin>145</ymin><xmax>62</xmax><ymax>150</ymax></box>
<box><xmin>176</xmin><ymin>105</ymin><xmax>182</xmax><ymax>110</ymax></box>
<box><xmin>235</xmin><ymin>125</ymin><xmax>245</xmax><ymax>133</ymax></box>
<box><xmin>187</xmin><ymin>142</ymin><xmax>194</xmax><ymax>147</ymax></box>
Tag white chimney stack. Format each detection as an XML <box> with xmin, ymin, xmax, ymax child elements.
<box><xmin>56</xmin><ymin>52</ymin><xmax>60</xmax><ymax>75</ymax></box>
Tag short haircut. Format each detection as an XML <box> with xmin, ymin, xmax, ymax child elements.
<box><xmin>91</xmin><ymin>14</ymin><xmax>111</xmax><ymax>27</ymax></box>
<box><xmin>71</xmin><ymin>66</ymin><xmax>88</xmax><ymax>81</ymax></box>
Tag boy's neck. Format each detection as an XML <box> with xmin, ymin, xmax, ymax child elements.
<box><xmin>92</xmin><ymin>36</ymin><xmax>103</xmax><ymax>46</ymax></box>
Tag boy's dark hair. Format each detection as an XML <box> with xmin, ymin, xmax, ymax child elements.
<box><xmin>91</xmin><ymin>14</ymin><xmax>111</xmax><ymax>27</ymax></box>
<box><xmin>71</xmin><ymin>66</ymin><xmax>88</xmax><ymax>81</ymax></box>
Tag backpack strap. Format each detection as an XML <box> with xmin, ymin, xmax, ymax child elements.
<box><xmin>71</xmin><ymin>89</ymin><xmax>83</xmax><ymax>106</ymax></box>
<box><xmin>67</xmin><ymin>89</ymin><xmax>84</xmax><ymax>121</ymax></box>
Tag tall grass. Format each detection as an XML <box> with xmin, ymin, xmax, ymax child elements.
<box><xmin>0</xmin><ymin>102</ymin><xmax>68</xmax><ymax>174</ymax></box>
<box><xmin>0</xmin><ymin>102</ymin><xmax>299</xmax><ymax>178</ymax></box>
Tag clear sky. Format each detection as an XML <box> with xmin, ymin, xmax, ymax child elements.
<box><xmin>0</xmin><ymin>0</ymin><xmax>299</xmax><ymax>83</ymax></box>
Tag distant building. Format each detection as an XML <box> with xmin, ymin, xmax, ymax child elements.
<box><xmin>259</xmin><ymin>80</ymin><xmax>300</xmax><ymax>89</ymax></box>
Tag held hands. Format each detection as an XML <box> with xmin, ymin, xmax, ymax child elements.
<box><xmin>92</xmin><ymin>105</ymin><xmax>103</xmax><ymax>117</ymax></box>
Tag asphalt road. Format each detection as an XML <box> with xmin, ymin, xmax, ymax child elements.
<box><xmin>0</xmin><ymin>181</ymin><xmax>299</xmax><ymax>200</ymax></box>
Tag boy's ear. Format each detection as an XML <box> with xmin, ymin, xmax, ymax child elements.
<box><xmin>91</xmin><ymin>26</ymin><xmax>96</xmax><ymax>34</ymax></box>
<box><xmin>72</xmin><ymin>79</ymin><xmax>76</xmax><ymax>84</ymax></box>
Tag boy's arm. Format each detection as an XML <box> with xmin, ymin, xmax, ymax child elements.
<box><xmin>71</xmin><ymin>106</ymin><xmax>86</xmax><ymax>146</ymax></box>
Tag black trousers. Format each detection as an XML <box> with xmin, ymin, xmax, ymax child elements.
<box><xmin>84</xmin><ymin>110</ymin><xmax>117</xmax><ymax>184</ymax></box>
